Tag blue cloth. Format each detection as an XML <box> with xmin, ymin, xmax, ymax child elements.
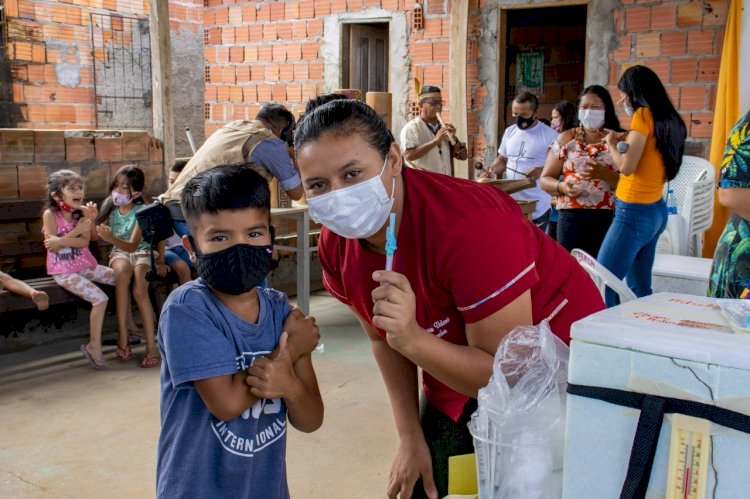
<box><xmin>173</xmin><ymin>220</ymin><xmax>190</xmax><ymax>238</ymax></box>
<box><xmin>597</xmin><ymin>198</ymin><xmax>668</xmax><ymax>307</ymax></box>
<box><xmin>157</xmin><ymin>279</ymin><xmax>292</xmax><ymax>499</ymax></box>
<box><xmin>250</xmin><ymin>139</ymin><xmax>302</xmax><ymax>192</ymax></box>
<box><xmin>164</xmin><ymin>245</ymin><xmax>192</xmax><ymax>268</ymax></box>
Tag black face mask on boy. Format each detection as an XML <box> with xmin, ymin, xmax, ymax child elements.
<box><xmin>189</xmin><ymin>236</ymin><xmax>274</xmax><ymax>295</ymax></box>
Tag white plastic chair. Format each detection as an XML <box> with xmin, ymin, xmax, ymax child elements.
<box><xmin>571</xmin><ymin>248</ymin><xmax>637</xmax><ymax>303</ymax></box>
<box><xmin>657</xmin><ymin>155</ymin><xmax>715</xmax><ymax>256</ymax></box>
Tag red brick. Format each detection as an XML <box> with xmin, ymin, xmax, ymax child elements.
<box><xmin>635</xmin><ymin>32</ymin><xmax>661</xmax><ymax>58</ymax></box>
<box><xmin>314</xmin><ymin>0</ymin><xmax>331</xmax><ymax>15</ymax></box>
<box><xmin>291</xmin><ymin>20</ymin><xmax>307</xmax><ymax>39</ymax></box>
<box><xmin>214</xmin><ymin>7</ymin><xmax>229</xmax><ymax>24</ymax></box>
<box><xmin>235</xmin><ymin>26</ymin><xmax>250</xmax><ymax>43</ymax></box>
<box><xmin>287</xmin><ymin>83</ymin><xmax>303</xmax><ymax>101</ymax></box>
<box><xmin>665</xmin><ymin>86</ymin><xmax>680</xmax><ymax>107</ymax></box>
<box><xmin>229</xmin><ymin>46</ymin><xmax>244</xmax><ymax>62</ymax></box>
<box><xmin>671</xmin><ymin>57</ymin><xmax>698</xmax><ymax>83</ymax></box>
<box><xmin>690</xmin><ymin>112</ymin><xmax>713</xmax><ymax>138</ymax></box>
<box><xmin>279</xmin><ymin>63</ymin><xmax>295</xmax><ymax>81</ymax></box>
<box><xmin>286</xmin><ymin>43</ymin><xmax>302</xmax><ymax>61</ymax></box>
<box><xmin>687</xmin><ymin>30</ymin><xmax>714</xmax><ymax>55</ymax></box>
<box><xmin>257</xmin><ymin>84</ymin><xmax>273</xmax><ymax>102</ymax></box>
<box><xmin>273</xmin><ymin>44</ymin><xmax>287</xmax><ymax>62</ymax></box>
<box><xmin>427</xmin><ymin>0</ymin><xmax>444</xmax><ymax>14</ymax></box>
<box><xmin>263</xmin><ymin>24</ymin><xmax>277</xmax><ymax>41</ymax></box>
<box><xmin>307</xmin><ymin>61</ymin><xmax>323</xmax><ymax>80</ymax></box>
<box><xmin>433</xmin><ymin>42</ymin><xmax>449</xmax><ymax>61</ymax></box>
<box><xmin>299</xmin><ymin>0</ymin><xmax>315</xmax><ymax>18</ymax></box>
<box><xmin>410</xmin><ymin>42</ymin><xmax>432</xmax><ymax>63</ymax></box>
<box><xmin>208</xmin><ymin>28</ymin><xmax>221</xmax><ymax>45</ymax></box>
<box><xmin>1</xmin><ymin>130</ymin><xmax>35</xmax><ymax>163</ymax></box>
<box><xmin>228</xmin><ymin>6</ymin><xmax>242</xmax><ymax>24</ymax></box>
<box><xmin>703</xmin><ymin>0</ymin><xmax>728</xmax><ymax>27</ymax></box>
<box><xmin>65</xmin><ymin>136</ymin><xmax>94</xmax><ymax>162</ymax></box>
<box><xmin>277</xmin><ymin>22</ymin><xmax>294</xmax><ymax>40</ymax></box>
<box><xmin>45</xmin><ymin>105</ymin><xmax>76</xmax><ymax>123</ymax></box>
<box><xmin>423</xmin><ymin>65</ymin><xmax>443</xmax><ymax>85</ymax></box>
<box><xmin>222</xmin><ymin>66</ymin><xmax>236</xmax><ymax>83</ymax></box>
<box><xmin>0</xmin><ymin>166</ymin><xmax>19</xmax><ymax>199</ymax></box>
<box><xmin>33</xmin><ymin>131</ymin><xmax>65</xmax><ymax>162</ymax></box>
<box><xmin>626</xmin><ymin>6</ymin><xmax>651</xmax><ymax>32</ymax></box>
<box><xmin>611</xmin><ymin>34</ymin><xmax>631</xmax><ymax>60</ymax></box>
<box><xmin>661</xmin><ymin>31</ymin><xmax>686</xmax><ymax>57</ymax></box>
<box><xmin>242</xmin><ymin>5</ymin><xmax>256</xmax><ymax>23</ymax></box>
<box><xmin>249</xmin><ymin>25</ymin><xmax>263</xmax><ymax>42</ymax></box>
<box><xmin>258</xmin><ymin>45</ymin><xmax>273</xmax><ymax>62</ymax></box>
<box><xmin>301</xmin><ymin>42</ymin><xmax>318</xmax><ymax>59</ymax></box>
<box><xmin>95</xmin><ymin>136</ymin><xmax>122</xmax><ymax>162</ymax></box>
<box><xmin>230</xmin><ymin>85</ymin><xmax>243</xmax><ymax>102</ymax></box>
<box><xmin>217</xmin><ymin>86</ymin><xmax>231</xmax><ymax>101</ymax></box>
<box><xmin>302</xmin><ymin>83</ymin><xmax>317</xmax><ymax>100</ymax></box>
<box><xmin>330</xmin><ymin>0</ymin><xmax>346</xmax><ymax>13</ymax></box>
<box><xmin>648</xmin><ymin>59</ymin><xmax>670</xmax><ymax>84</ymax></box>
<box><xmin>286</xmin><ymin>1</ymin><xmax>300</xmax><ymax>19</ymax></box>
<box><xmin>18</xmin><ymin>165</ymin><xmax>48</xmax><ymax>198</ymax></box>
<box><xmin>650</xmin><ymin>4</ymin><xmax>676</xmax><ymax>30</ymax></box>
<box><xmin>272</xmin><ymin>84</ymin><xmax>286</xmax><ymax>101</ymax></box>
<box><xmin>236</xmin><ymin>66</ymin><xmax>250</xmax><ymax>82</ymax></box>
<box><xmin>205</xmin><ymin>85</ymin><xmax>218</xmax><ymax>102</ymax></box>
<box><xmin>677</xmin><ymin>2</ymin><xmax>703</xmax><ymax>27</ymax></box>
<box><xmin>250</xmin><ymin>65</ymin><xmax>264</xmax><ymax>82</ymax></box>
<box><xmin>307</xmin><ymin>19</ymin><xmax>323</xmax><ymax>37</ymax></box>
<box><xmin>122</xmin><ymin>132</ymin><xmax>150</xmax><ymax>161</ymax></box>
<box><xmin>265</xmin><ymin>63</ymin><xmax>280</xmax><ymax>81</ymax></box>
<box><xmin>270</xmin><ymin>2</ymin><xmax>285</xmax><ymax>20</ymax></box>
<box><xmin>347</xmin><ymin>0</ymin><xmax>363</xmax><ymax>9</ymax></box>
<box><xmin>698</xmin><ymin>57</ymin><xmax>720</xmax><ymax>82</ymax></box>
<box><xmin>679</xmin><ymin>85</ymin><xmax>706</xmax><ymax>110</ymax></box>
<box><xmin>222</xmin><ymin>26</ymin><xmax>235</xmax><ymax>44</ymax></box>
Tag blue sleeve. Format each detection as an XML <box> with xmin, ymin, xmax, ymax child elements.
<box><xmin>250</xmin><ymin>139</ymin><xmax>302</xmax><ymax>191</ymax></box>
<box><xmin>160</xmin><ymin>293</ymin><xmax>240</xmax><ymax>388</ymax></box>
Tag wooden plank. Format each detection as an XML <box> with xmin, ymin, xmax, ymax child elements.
<box><xmin>149</xmin><ymin>0</ymin><xmax>174</xmax><ymax>172</ymax></box>
<box><xmin>449</xmin><ymin>0</ymin><xmax>469</xmax><ymax>179</ymax></box>
<box><xmin>0</xmin><ymin>277</ymin><xmax>79</xmax><ymax>313</ymax></box>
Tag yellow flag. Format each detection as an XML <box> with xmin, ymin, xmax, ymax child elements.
<box><xmin>704</xmin><ymin>0</ymin><xmax>743</xmax><ymax>257</ymax></box>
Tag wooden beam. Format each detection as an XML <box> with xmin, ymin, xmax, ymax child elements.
<box><xmin>450</xmin><ymin>0</ymin><xmax>469</xmax><ymax>179</ymax></box>
<box><xmin>149</xmin><ymin>0</ymin><xmax>175</xmax><ymax>179</ymax></box>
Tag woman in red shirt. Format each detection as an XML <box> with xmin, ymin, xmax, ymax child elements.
<box><xmin>294</xmin><ymin>99</ymin><xmax>604</xmax><ymax>499</ymax></box>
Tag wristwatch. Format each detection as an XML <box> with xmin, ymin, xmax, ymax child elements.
<box><xmin>616</xmin><ymin>141</ymin><xmax>629</xmax><ymax>153</ymax></box>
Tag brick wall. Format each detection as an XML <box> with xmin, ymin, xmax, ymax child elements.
<box><xmin>609</xmin><ymin>0</ymin><xmax>727</xmax><ymax>157</ymax></box>
<box><xmin>1</xmin><ymin>0</ymin><xmax>202</xmax><ymax>130</ymax></box>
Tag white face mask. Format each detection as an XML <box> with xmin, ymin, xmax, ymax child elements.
<box><xmin>619</xmin><ymin>96</ymin><xmax>634</xmax><ymax>117</ymax></box>
<box><xmin>578</xmin><ymin>109</ymin><xmax>606</xmax><ymax>130</ymax></box>
<box><xmin>307</xmin><ymin>155</ymin><xmax>395</xmax><ymax>239</ymax></box>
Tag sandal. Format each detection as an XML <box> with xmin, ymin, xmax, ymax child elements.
<box><xmin>116</xmin><ymin>344</ymin><xmax>134</xmax><ymax>362</ymax></box>
<box><xmin>139</xmin><ymin>356</ymin><xmax>160</xmax><ymax>369</ymax></box>
<box><xmin>80</xmin><ymin>344</ymin><xmax>107</xmax><ymax>370</ymax></box>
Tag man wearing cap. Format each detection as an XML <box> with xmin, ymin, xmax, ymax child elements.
<box><xmin>399</xmin><ymin>86</ymin><xmax>468</xmax><ymax>176</ymax></box>
<box><xmin>163</xmin><ymin>103</ymin><xmax>304</xmax><ymax>236</ymax></box>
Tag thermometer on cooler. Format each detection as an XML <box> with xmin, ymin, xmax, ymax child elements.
<box><xmin>666</xmin><ymin>414</ymin><xmax>711</xmax><ymax>499</ymax></box>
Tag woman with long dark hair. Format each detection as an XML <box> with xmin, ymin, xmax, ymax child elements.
<box><xmin>541</xmin><ymin>85</ymin><xmax>623</xmax><ymax>255</ymax></box>
<box><xmin>550</xmin><ymin>100</ymin><xmax>577</xmax><ymax>133</ymax></box>
<box><xmin>598</xmin><ymin>65</ymin><xmax>687</xmax><ymax>306</ymax></box>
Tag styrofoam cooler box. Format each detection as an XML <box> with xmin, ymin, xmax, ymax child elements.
<box><xmin>563</xmin><ymin>293</ymin><xmax>750</xmax><ymax>498</ymax></box>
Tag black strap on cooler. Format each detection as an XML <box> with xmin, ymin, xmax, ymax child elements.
<box><xmin>566</xmin><ymin>383</ymin><xmax>750</xmax><ymax>499</ymax></box>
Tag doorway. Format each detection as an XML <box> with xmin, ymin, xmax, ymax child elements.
<box><xmin>498</xmin><ymin>5</ymin><xmax>587</xmax><ymax>133</ymax></box>
<box><xmin>341</xmin><ymin>22</ymin><xmax>389</xmax><ymax>95</ymax></box>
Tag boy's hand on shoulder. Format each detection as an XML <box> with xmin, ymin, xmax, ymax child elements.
<box><xmin>246</xmin><ymin>333</ymin><xmax>300</xmax><ymax>400</ymax></box>
<box><xmin>284</xmin><ymin>308</ymin><xmax>320</xmax><ymax>360</ymax></box>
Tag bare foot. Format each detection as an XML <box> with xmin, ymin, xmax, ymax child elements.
<box><xmin>31</xmin><ymin>291</ymin><xmax>49</xmax><ymax>311</ymax></box>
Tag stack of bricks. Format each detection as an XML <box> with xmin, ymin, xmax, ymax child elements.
<box><xmin>609</xmin><ymin>0</ymin><xmax>727</xmax><ymax>157</ymax></box>
<box><xmin>1</xmin><ymin>0</ymin><xmax>201</xmax><ymax>129</ymax></box>
<box><xmin>0</xmin><ymin>129</ymin><xmax>164</xmax><ymax>271</ymax></box>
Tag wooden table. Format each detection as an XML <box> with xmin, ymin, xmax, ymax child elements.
<box><xmin>481</xmin><ymin>178</ymin><xmax>538</xmax><ymax>221</ymax></box>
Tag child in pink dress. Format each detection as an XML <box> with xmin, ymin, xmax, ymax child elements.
<box><xmin>43</xmin><ymin>170</ymin><xmax>116</xmax><ymax>369</ymax></box>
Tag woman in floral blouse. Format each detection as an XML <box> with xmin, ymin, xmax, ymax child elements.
<box><xmin>541</xmin><ymin>85</ymin><xmax>623</xmax><ymax>256</ymax></box>
<box><xmin>709</xmin><ymin>110</ymin><xmax>750</xmax><ymax>298</ymax></box>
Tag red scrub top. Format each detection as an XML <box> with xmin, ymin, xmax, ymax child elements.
<box><xmin>319</xmin><ymin>168</ymin><xmax>604</xmax><ymax>421</ymax></box>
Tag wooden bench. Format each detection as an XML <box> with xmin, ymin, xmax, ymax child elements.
<box><xmin>0</xmin><ymin>276</ymin><xmax>81</xmax><ymax>313</ymax></box>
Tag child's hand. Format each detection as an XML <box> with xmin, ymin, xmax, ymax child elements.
<box><xmin>156</xmin><ymin>263</ymin><xmax>170</xmax><ymax>277</ymax></box>
<box><xmin>69</xmin><ymin>218</ymin><xmax>91</xmax><ymax>237</ymax></box>
<box><xmin>96</xmin><ymin>224</ymin><xmax>114</xmax><ymax>243</ymax></box>
<box><xmin>283</xmin><ymin>308</ymin><xmax>320</xmax><ymax>359</ymax></box>
<box><xmin>44</xmin><ymin>236</ymin><xmax>64</xmax><ymax>253</ymax></box>
<box><xmin>83</xmin><ymin>202</ymin><xmax>98</xmax><ymax>222</ymax></box>
<box><xmin>246</xmin><ymin>332</ymin><xmax>299</xmax><ymax>399</ymax></box>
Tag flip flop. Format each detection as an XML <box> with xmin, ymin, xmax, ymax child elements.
<box><xmin>116</xmin><ymin>345</ymin><xmax>134</xmax><ymax>362</ymax></box>
<box><xmin>80</xmin><ymin>344</ymin><xmax>106</xmax><ymax>370</ymax></box>
<box><xmin>139</xmin><ymin>356</ymin><xmax>160</xmax><ymax>369</ymax></box>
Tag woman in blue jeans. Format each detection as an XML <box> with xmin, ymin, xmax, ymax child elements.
<box><xmin>599</xmin><ymin>65</ymin><xmax>687</xmax><ymax>306</ymax></box>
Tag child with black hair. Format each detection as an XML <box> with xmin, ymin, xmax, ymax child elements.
<box><xmin>43</xmin><ymin>169</ymin><xmax>116</xmax><ymax>369</ymax></box>
<box><xmin>160</xmin><ymin>160</ymin><xmax>193</xmax><ymax>285</ymax></box>
<box><xmin>157</xmin><ymin>165</ymin><xmax>323</xmax><ymax>498</ymax></box>
<box><xmin>96</xmin><ymin>165</ymin><xmax>164</xmax><ymax>368</ymax></box>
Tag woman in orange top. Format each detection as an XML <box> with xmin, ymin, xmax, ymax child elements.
<box><xmin>598</xmin><ymin>65</ymin><xmax>687</xmax><ymax>306</ymax></box>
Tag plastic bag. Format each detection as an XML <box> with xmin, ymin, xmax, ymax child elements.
<box><xmin>469</xmin><ymin>321</ymin><xmax>569</xmax><ymax>499</ymax></box>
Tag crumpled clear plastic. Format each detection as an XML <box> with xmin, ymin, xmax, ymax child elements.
<box><xmin>469</xmin><ymin>321</ymin><xmax>569</xmax><ymax>499</ymax></box>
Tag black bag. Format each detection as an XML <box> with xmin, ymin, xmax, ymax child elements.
<box><xmin>135</xmin><ymin>201</ymin><xmax>174</xmax><ymax>245</ymax></box>
<box><xmin>136</xmin><ymin>202</ymin><xmax>175</xmax><ymax>282</ymax></box>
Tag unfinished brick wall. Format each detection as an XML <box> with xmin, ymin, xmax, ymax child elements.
<box><xmin>0</xmin><ymin>129</ymin><xmax>164</xmax><ymax>273</ymax></box>
<box><xmin>1</xmin><ymin>0</ymin><xmax>202</xmax><ymax>131</ymax></box>
<box><xmin>609</xmin><ymin>0</ymin><xmax>727</xmax><ymax>157</ymax></box>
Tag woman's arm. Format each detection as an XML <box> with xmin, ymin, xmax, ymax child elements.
<box><xmin>372</xmin><ymin>270</ymin><xmax>532</xmax><ymax>397</ymax></box>
<box><xmin>718</xmin><ymin>187</ymin><xmax>750</xmax><ymax>221</ymax></box>
<box><xmin>606</xmin><ymin>129</ymin><xmax>647</xmax><ymax>176</ymax></box>
<box><xmin>540</xmin><ymin>148</ymin><xmax>565</xmax><ymax>196</ymax></box>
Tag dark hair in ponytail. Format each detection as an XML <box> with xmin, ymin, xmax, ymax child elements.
<box><xmin>618</xmin><ymin>65</ymin><xmax>687</xmax><ymax>180</ymax></box>
<box><xmin>294</xmin><ymin>99</ymin><xmax>394</xmax><ymax>159</ymax></box>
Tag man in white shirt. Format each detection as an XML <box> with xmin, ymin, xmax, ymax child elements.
<box><xmin>491</xmin><ymin>91</ymin><xmax>558</xmax><ymax>232</ymax></box>
<box><xmin>399</xmin><ymin>86</ymin><xmax>468</xmax><ymax>175</ymax></box>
